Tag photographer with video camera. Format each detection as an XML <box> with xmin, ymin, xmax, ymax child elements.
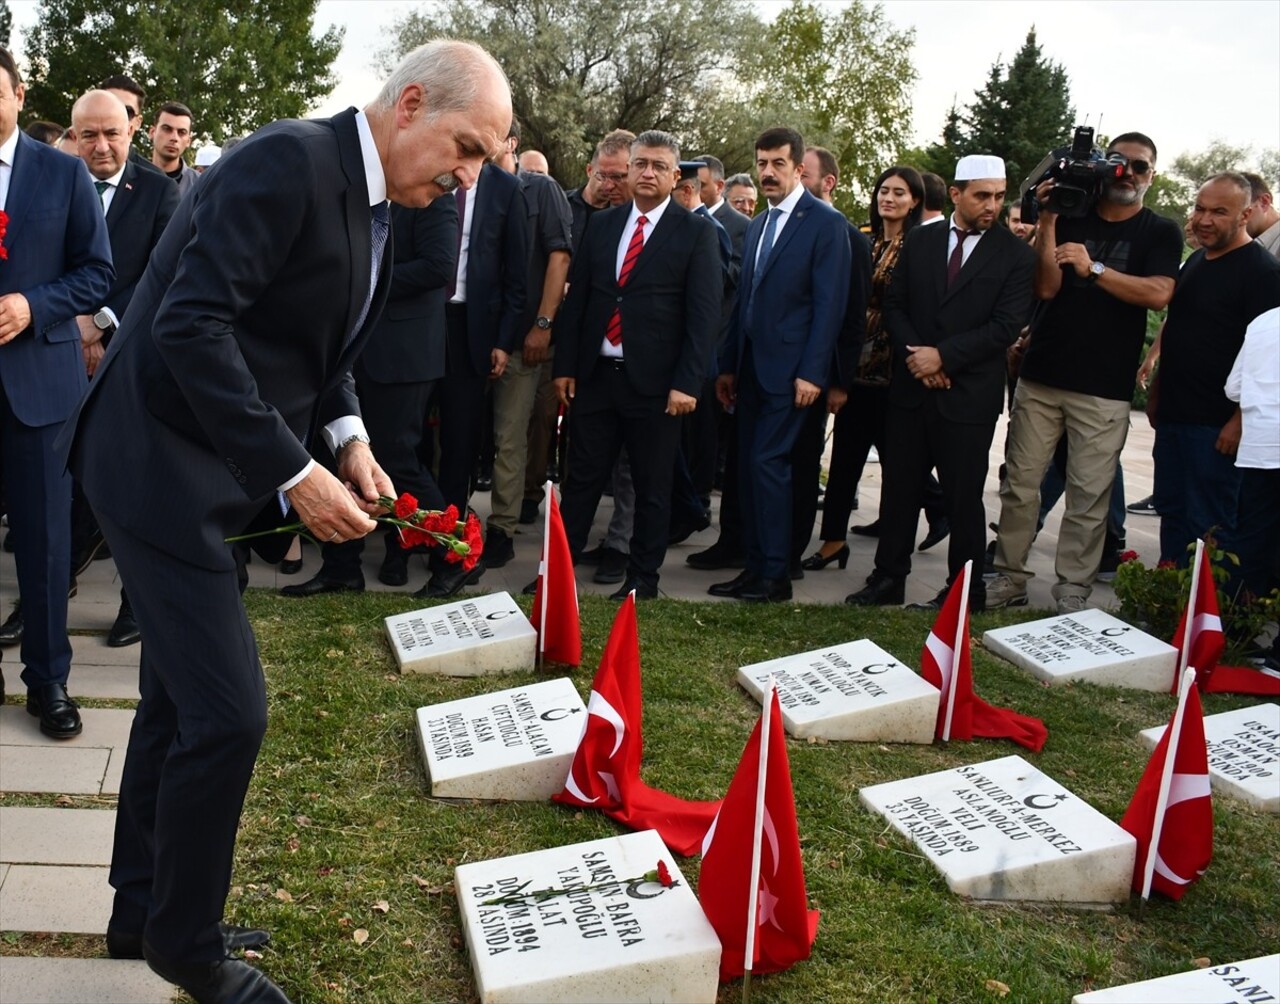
<box><xmin>987</xmin><ymin>130</ymin><xmax>1183</xmax><ymax>613</ymax></box>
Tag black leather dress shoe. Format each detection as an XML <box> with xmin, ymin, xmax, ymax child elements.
<box><xmin>108</xmin><ymin>923</ymin><xmax>271</xmax><ymax>960</ymax></box>
<box><xmin>609</xmin><ymin>578</ymin><xmax>658</xmax><ymax>600</ymax></box>
<box><xmin>917</xmin><ymin>517</ymin><xmax>951</xmax><ymax>552</ymax></box>
<box><xmin>521</xmin><ymin>578</ymin><xmax>538</xmax><ymax>596</ymax></box>
<box><xmin>576</xmin><ymin>545</ymin><xmax>608</xmax><ymax>565</ymax></box>
<box><xmin>279</xmin><ymin>575</ymin><xmax>364</xmax><ymax>598</ymax></box>
<box><xmin>278</xmin><ymin>557</ymin><xmax>304</xmax><ymax>576</ymax></box>
<box><xmin>377</xmin><ymin>546</ymin><xmax>408</xmax><ymax>587</ymax></box>
<box><xmin>416</xmin><ymin>562</ymin><xmax>484</xmax><ymax>600</ymax></box>
<box><xmin>687</xmin><ymin>540</ymin><xmax>746</xmax><ymax>571</ymax></box>
<box><xmin>143</xmin><ymin>942</ymin><xmax>292</xmax><ymax>1003</ymax></box>
<box><xmin>71</xmin><ymin>528</ymin><xmax>109</xmax><ymax>577</ymax></box>
<box><xmin>108</xmin><ymin>598</ymin><xmax>141</xmax><ymax>647</ymax></box>
<box><xmin>850</xmin><ymin>520</ymin><xmax>881</xmax><ymax>537</ymax></box>
<box><xmin>740</xmin><ymin>576</ymin><xmax>793</xmax><ymax>603</ymax></box>
<box><xmin>708</xmin><ymin>570</ymin><xmax>758</xmax><ymax>598</ymax></box>
<box><xmin>593</xmin><ymin>548</ymin><xmax>628</xmax><ymax>584</ymax></box>
<box><xmin>519</xmin><ymin>498</ymin><xmax>540</xmax><ymax>525</ymax></box>
<box><xmin>668</xmin><ymin>511</ymin><xmax>711</xmax><ymax>545</ymax></box>
<box><xmin>0</xmin><ymin>602</ymin><xmax>22</xmax><ymax>646</ymax></box>
<box><xmin>906</xmin><ymin>586</ymin><xmax>986</xmax><ymax>614</ymax></box>
<box><xmin>845</xmin><ymin>573</ymin><xmax>905</xmax><ymax>607</ymax></box>
<box><xmin>484</xmin><ymin>529</ymin><xmax>515</xmax><ymax>568</ymax></box>
<box><xmin>26</xmin><ymin>683</ymin><xmax>83</xmax><ymax>739</ymax></box>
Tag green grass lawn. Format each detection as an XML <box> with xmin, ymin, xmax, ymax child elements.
<box><xmin>223</xmin><ymin>590</ymin><xmax>1276</xmax><ymax>1003</ymax></box>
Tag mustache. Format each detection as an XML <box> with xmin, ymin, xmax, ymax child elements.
<box><xmin>434</xmin><ymin>173</ymin><xmax>460</xmax><ymax>193</ymax></box>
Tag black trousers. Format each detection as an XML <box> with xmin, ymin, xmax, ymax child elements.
<box><xmin>874</xmin><ymin>398</ymin><xmax>996</xmax><ymax>600</ymax></box>
<box><xmin>559</xmin><ymin>361</ymin><xmax>681</xmax><ymax>588</ymax></box>
<box><xmin>435</xmin><ymin>304</ymin><xmax>488</xmax><ymax>510</ymax></box>
<box><xmin>100</xmin><ymin>513</ymin><xmax>267</xmax><ymax>964</ymax></box>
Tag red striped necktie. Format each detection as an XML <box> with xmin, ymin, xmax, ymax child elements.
<box><xmin>606</xmin><ymin>214</ymin><xmax>648</xmax><ymax>347</ymax></box>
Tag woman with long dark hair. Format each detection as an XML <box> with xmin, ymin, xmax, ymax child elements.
<box><xmin>803</xmin><ymin>165</ymin><xmax>927</xmax><ymax>570</ymax></box>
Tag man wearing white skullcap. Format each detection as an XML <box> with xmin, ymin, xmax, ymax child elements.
<box><xmin>192</xmin><ymin>144</ymin><xmax>220</xmax><ymax>172</ymax></box>
<box><xmin>848</xmin><ymin>154</ymin><xmax>1036</xmax><ymax>612</ymax></box>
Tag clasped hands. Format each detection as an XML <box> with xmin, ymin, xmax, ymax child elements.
<box><xmin>284</xmin><ymin>441</ymin><xmax>393</xmax><ymax>544</ymax></box>
<box><xmin>906</xmin><ymin>345</ymin><xmax>951</xmax><ymax>390</ymax></box>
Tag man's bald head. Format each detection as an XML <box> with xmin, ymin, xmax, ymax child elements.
<box><xmin>71</xmin><ymin>90</ymin><xmax>131</xmax><ymax>180</ymax></box>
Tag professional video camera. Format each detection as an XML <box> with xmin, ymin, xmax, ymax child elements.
<box><xmin>1018</xmin><ymin>126</ymin><xmax>1128</xmax><ymax>223</ymax></box>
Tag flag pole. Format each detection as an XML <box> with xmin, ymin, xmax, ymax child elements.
<box><xmin>537</xmin><ymin>480</ymin><xmax>552</xmax><ymax>672</ymax></box>
<box><xmin>941</xmin><ymin>560</ymin><xmax>972</xmax><ymax>743</ymax></box>
<box><xmin>1178</xmin><ymin>539</ymin><xmax>1205</xmax><ymax>678</ymax></box>
<box><xmin>1140</xmin><ymin>666</ymin><xmax>1197</xmax><ymax>908</ymax></box>
<box><xmin>742</xmin><ymin>675</ymin><xmax>775</xmax><ymax>1004</ymax></box>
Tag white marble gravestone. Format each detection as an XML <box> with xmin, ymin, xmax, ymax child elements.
<box><xmin>737</xmin><ymin>640</ymin><xmax>938</xmax><ymax>743</ymax></box>
<box><xmin>982</xmin><ymin>609</ymin><xmax>1175</xmax><ymax>692</ymax></box>
<box><xmin>1140</xmin><ymin>703</ymin><xmax>1279</xmax><ymax>813</ymax></box>
<box><xmin>455</xmin><ymin>829</ymin><xmax>721</xmax><ymax>1004</ymax></box>
<box><xmin>415</xmin><ymin>678</ymin><xmax>586</xmax><ymax>801</ymax></box>
<box><xmin>386</xmin><ymin>591</ymin><xmax>536</xmax><ymax>675</ymax></box>
<box><xmin>860</xmin><ymin>755</ymin><xmax>1135</xmax><ymax>906</ymax></box>
<box><xmin>1072</xmin><ymin>954</ymin><xmax>1280</xmax><ymax>1003</ymax></box>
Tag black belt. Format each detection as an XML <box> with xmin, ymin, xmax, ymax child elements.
<box><xmin>598</xmin><ymin>356</ymin><xmax>626</xmax><ymax>369</ymax></box>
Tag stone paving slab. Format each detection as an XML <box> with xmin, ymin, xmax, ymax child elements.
<box><xmin>0</xmin><ymin>747</ymin><xmax>111</xmax><ymax>795</ymax></box>
<box><xmin>0</xmin><ymin>957</ymin><xmax>175</xmax><ymax>1004</ymax></box>
<box><xmin>67</xmin><ymin>665</ymin><xmax>139</xmax><ymax>701</ymax></box>
<box><xmin>70</xmin><ymin>636</ymin><xmax>142</xmax><ymax>668</ymax></box>
<box><xmin>0</xmin><ymin>864</ymin><xmax>112</xmax><ymax>933</ymax></box>
<box><xmin>0</xmin><ymin>864</ymin><xmax>8</xmax><ymax>889</ymax></box>
<box><xmin>0</xmin><ymin>707</ymin><xmax>135</xmax><ymax>751</ymax></box>
<box><xmin>0</xmin><ymin>808</ymin><xmax>116</xmax><ymax>866</ymax></box>
<box><xmin>103</xmin><ymin>750</ymin><xmax>125</xmax><ymax>797</ymax></box>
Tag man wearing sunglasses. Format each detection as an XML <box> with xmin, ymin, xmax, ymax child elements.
<box><xmin>987</xmin><ymin>131</ymin><xmax>1183</xmax><ymax>614</ymax></box>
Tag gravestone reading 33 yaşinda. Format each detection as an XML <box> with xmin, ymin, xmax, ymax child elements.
<box><xmin>737</xmin><ymin>639</ymin><xmax>938</xmax><ymax>743</ymax></box>
<box><xmin>1072</xmin><ymin>954</ymin><xmax>1280</xmax><ymax>1003</ymax></box>
<box><xmin>1141</xmin><ymin>703</ymin><xmax>1279</xmax><ymax>813</ymax></box>
<box><xmin>415</xmin><ymin>677</ymin><xmax>586</xmax><ymax>801</ymax></box>
<box><xmin>982</xmin><ymin>609</ymin><xmax>1176</xmax><ymax>691</ymax></box>
<box><xmin>454</xmin><ymin>829</ymin><xmax>720</xmax><ymax>1004</ymax></box>
<box><xmin>860</xmin><ymin>755</ymin><xmax>1136</xmax><ymax>907</ymax></box>
<box><xmin>385</xmin><ymin>591</ymin><xmax>536</xmax><ymax>675</ymax></box>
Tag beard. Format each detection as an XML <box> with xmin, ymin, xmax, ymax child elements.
<box><xmin>434</xmin><ymin>172</ymin><xmax>460</xmax><ymax>193</ymax></box>
<box><xmin>1103</xmin><ymin>178</ymin><xmax>1148</xmax><ymax>206</ymax></box>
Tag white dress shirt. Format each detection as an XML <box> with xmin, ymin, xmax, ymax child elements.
<box><xmin>1225</xmin><ymin>306</ymin><xmax>1280</xmax><ymax>470</ymax></box>
<box><xmin>601</xmin><ymin>196</ymin><xmax>671</xmax><ymax>359</ymax></box>
<box><xmin>0</xmin><ymin>126</ymin><xmax>18</xmax><ymax>211</ymax></box>
<box><xmin>95</xmin><ymin>164</ymin><xmax>127</xmax><ymax>216</ymax></box>
<box><xmin>450</xmin><ymin>183</ymin><xmax>478</xmax><ymax>304</ymax></box>
<box><xmin>946</xmin><ymin>212</ymin><xmax>986</xmax><ymax>268</ymax></box>
<box><xmin>753</xmin><ymin>182</ymin><xmax>805</xmax><ymax>267</ymax></box>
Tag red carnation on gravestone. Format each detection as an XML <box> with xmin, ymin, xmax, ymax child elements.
<box><xmin>657</xmin><ymin>861</ymin><xmax>675</xmax><ymax>887</ymax></box>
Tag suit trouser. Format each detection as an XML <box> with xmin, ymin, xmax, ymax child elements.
<box><xmin>318</xmin><ymin>374</ymin><xmax>442</xmax><ymax>580</ymax></box>
<box><xmin>736</xmin><ymin>349</ymin><xmax>810</xmax><ymax>581</ymax></box>
<box><xmin>993</xmin><ymin>379</ymin><xmax>1130</xmax><ymax>600</ymax></box>
<box><xmin>685</xmin><ymin>376</ymin><xmax>720</xmax><ymax>498</ymax></box>
<box><xmin>437</xmin><ymin>305</ymin><xmax>487</xmax><ymax>510</ymax></box>
<box><xmin>559</xmin><ymin>362</ymin><xmax>680</xmax><ymax>587</ymax></box>
<box><xmin>99</xmin><ymin>513</ymin><xmax>267</xmax><ymax>964</ymax></box>
<box><xmin>0</xmin><ymin>383</ymin><xmax>73</xmax><ymax>689</ymax></box>
<box><xmin>792</xmin><ymin>393</ymin><xmax>829</xmax><ymax>561</ymax></box>
<box><xmin>874</xmin><ymin>397</ymin><xmax>995</xmax><ymax>600</ymax></box>
<box><xmin>490</xmin><ymin>349</ymin><xmax>544</xmax><ymax>536</ymax></box>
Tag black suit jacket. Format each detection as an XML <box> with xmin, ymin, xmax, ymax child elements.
<box><xmin>884</xmin><ymin>221</ymin><xmax>1034</xmax><ymax>424</ymax></box>
<box><xmin>832</xmin><ymin>221</ymin><xmax>873</xmax><ymax>389</ymax></box>
<box><xmin>357</xmin><ymin>198</ymin><xmax>457</xmax><ymax>385</ymax></box>
<box><xmin>61</xmin><ymin>108</ymin><xmax>392</xmax><ymax>570</ymax></box>
<box><xmin>101</xmin><ymin>159</ymin><xmax>181</xmax><ymax>328</ymax></box>
<box><xmin>554</xmin><ymin>200</ymin><xmax>720</xmax><ymax>399</ymax></box>
<box><xmin>713</xmin><ymin>201</ymin><xmax>750</xmax><ymax>259</ymax></box>
<box><xmin>458</xmin><ymin>162</ymin><xmax>529</xmax><ymax>373</ymax></box>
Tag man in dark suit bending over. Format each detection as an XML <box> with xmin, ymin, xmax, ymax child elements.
<box><xmin>554</xmin><ymin>130</ymin><xmax>720</xmax><ymax>599</ymax></box>
<box><xmin>847</xmin><ymin>154</ymin><xmax>1035</xmax><ymax>612</ymax></box>
<box><xmin>61</xmin><ymin>40</ymin><xmax>513</xmax><ymax>1003</ymax></box>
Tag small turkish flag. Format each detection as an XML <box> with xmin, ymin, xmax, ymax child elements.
<box><xmin>530</xmin><ymin>484</ymin><xmax>580</xmax><ymax>667</ymax></box>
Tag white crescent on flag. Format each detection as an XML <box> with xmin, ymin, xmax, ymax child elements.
<box><xmin>762</xmin><ymin>805</ymin><xmax>780</xmax><ymax>876</ymax></box>
<box><xmin>701</xmin><ymin>809</ymin><xmax>722</xmax><ymax>857</ymax></box>
<box><xmin>1166</xmin><ymin>771</ymin><xmax>1212</xmax><ymax>807</ymax></box>
<box><xmin>925</xmin><ymin>631</ymin><xmax>953</xmax><ymax>683</ymax></box>
<box><xmin>585</xmin><ymin>689</ymin><xmax>627</xmax><ymax>758</ymax></box>
<box><xmin>562</xmin><ymin>766</ymin><xmax>599</xmax><ymax>804</ymax></box>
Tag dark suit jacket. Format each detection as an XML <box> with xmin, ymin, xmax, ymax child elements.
<box><xmin>884</xmin><ymin>221</ymin><xmax>1035</xmax><ymax>424</ymax></box>
<box><xmin>713</xmin><ymin>200</ymin><xmax>750</xmax><ymax>261</ymax></box>
<box><xmin>721</xmin><ymin>188</ymin><xmax>852</xmax><ymax>397</ymax></box>
<box><xmin>62</xmin><ymin>108</ymin><xmax>392</xmax><ymax>570</ymax></box>
<box><xmin>832</xmin><ymin>221</ymin><xmax>874</xmax><ymax>388</ymax></box>
<box><xmin>0</xmin><ymin>131</ymin><xmax>114</xmax><ymax>427</ymax></box>
<box><xmin>357</xmin><ymin>198</ymin><xmax>457</xmax><ymax>385</ymax></box>
<box><xmin>101</xmin><ymin>159</ymin><xmax>181</xmax><ymax>329</ymax></box>
<box><xmin>554</xmin><ymin>199</ymin><xmax>720</xmax><ymax>399</ymax></box>
<box><xmin>458</xmin><ymin>162</ymin><xmax>529</xmax><ymax>374</ymax></box>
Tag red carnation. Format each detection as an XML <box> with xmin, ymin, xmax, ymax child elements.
<box><xmin>1119</xmin><ymin>550</ymin><xmax>1139</xmax><ymax>564</ymax></box>
<box><xmin>0</xmin><ymin>209</ymin><xmax>8</xmax><ymax>261</ymax></box>
<box><xmin>423</xmin><ymin>504</ymin><xmax>460</xmax><ymax>535</ymax></box>
<box><xmin>393</xmin><ymin>492</ymin><xmax>419</xmax><ymax>519</ymax></box>
<box><xmin>656</xmin><ymin>860</ymin><xmax>674</xmax><ymax>887</ymax></box>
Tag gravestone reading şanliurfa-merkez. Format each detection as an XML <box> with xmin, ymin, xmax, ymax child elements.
<box><xmin>1072</xmin><ymin>954</ymin><xmax>1280</xmax><ymax>1003</ymax></box>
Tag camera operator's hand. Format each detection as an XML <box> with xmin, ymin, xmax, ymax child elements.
<box><xmin>1035</xmin><ymin>178</ymin><xmax>1058</xmax><ymax>220</ymax></box>
<box><xmin>1054</xmin><ymin>242</ymin><xmax>1094</xmax><ymax>279</ymax></box>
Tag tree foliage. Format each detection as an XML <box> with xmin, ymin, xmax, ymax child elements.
<box><xmin>21</xmin><ymin>0</ymin><xmax>343</xmax><ymax>143</ymax></box>
<box><xmin>0</xmin><ymin>1</ymin><xmax>12</xmax><ymax>51</ymax></box>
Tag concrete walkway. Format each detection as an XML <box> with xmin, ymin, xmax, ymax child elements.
<box><xmin>0</xmin><ymin>409</ymin><xmax>1160</xmax><ymax>1002</ymax></box>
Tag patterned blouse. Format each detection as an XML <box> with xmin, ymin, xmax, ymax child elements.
<box><xmin>855</xmin><ymin>232</ymin><xmax>905</xmax><ymax>387</ymax></box>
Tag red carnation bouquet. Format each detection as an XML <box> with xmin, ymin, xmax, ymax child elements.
<box><xmin>0</xmin><ymin>209</ymin><xmax>9</xmax><ymax>260</ymax></box>
<box><xmin>228</xmin><ymin>492</ymin><xmax>482</xmax><ymax>572</ymax></box>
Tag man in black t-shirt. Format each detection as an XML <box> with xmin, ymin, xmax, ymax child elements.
<box><xmin>988</xmin><ymin>132</ymin><xmax>1183</xmax><ymax>614</ymax></box>
<box><xmin>1154</xmin><ymin>172</ymin><xmax>1280</xmax><ymax>564</ymax></box>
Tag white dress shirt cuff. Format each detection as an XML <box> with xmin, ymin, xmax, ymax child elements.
<box><xmin>276</xmin><ymin>416</ymin><xmax>368</xmax><ymax>493</ymax></box>
<box><xmin>277</xmin><ymin>459</ymin><xmax>315</xmax><ymax>494</ymax></box>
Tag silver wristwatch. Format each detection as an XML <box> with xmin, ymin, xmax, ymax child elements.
<box><xmin>336</xmin><ymin>433</ymin><xmax>371</xmax><ymax>453</ymax></box>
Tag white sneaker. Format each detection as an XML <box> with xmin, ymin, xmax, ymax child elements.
<box><xmin>1056</xmin><ymin>595</ymin><xmax>1087</xmax><ymax>614</ymax></box>
<box><xmin>985</xmin><ymin>574</ymin><xmax>1028</xmax><ymax>609</ymax></box>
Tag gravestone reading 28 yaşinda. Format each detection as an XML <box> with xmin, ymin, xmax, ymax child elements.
<box><xmin>982</xmin><ymin>609</ymin><xmax>1176</xmax><ymax>691</ymax></box>
<box><xmin>860</xmin><ymin>755</ymin><xmax>1136</xmax><ymax>906</ymax></box>
<box><xmin>385</xmin><ymin>591</ymin><xmax>536</xmax><ymax>675</ymax></box>
<box><xmin>1141</xmin><ymin>703</ymin><xmax>1279</xmax><ymax>812</ymax></box>
<box><xmin>1072</xmin><ymin>954</ymin><xmax>1280</xmax><ymax>1003</ymax></box>
<box><xmin>454</xmin><ymin>829</ymin><xmax>720</xmax><ymax>1004</ymax></box>
<box><xmin>737</xmin><ymin>639</ymin><xmax>938</xmax><ymax>743</ymax></box>
<box><xmin>415</xmin><ymin>677</ymin><xmax>586</xmax><ymax>801</ymax></box>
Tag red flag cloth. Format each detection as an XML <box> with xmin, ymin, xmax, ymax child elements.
<box><xmin>552</xmin><ymin>595</ymin><xmax>720</xmax><ymax>855</ymax></box>
<box><xmin>1120</xmin><ymin>683</ymin><xmax>1213</xmax><ymax>900</ymax></box>
<box><xmin>1172</xmin><ymin>546</ymin><xmax>1280</xmax><ymax>695</ymax></box>
<box><xmin>920</xmin><ymin>576</ymin><xmax>1048</xmax><ymax>752</ymax></box>
<box><xmin>530</xmin><ymin>488</ymin><xmax>581</xmax><ymax>667</ymax></box>
<box><xmin>698</xmin><ymin>689</ymin><xmax>818</xmax><ymax>982</ymax></box>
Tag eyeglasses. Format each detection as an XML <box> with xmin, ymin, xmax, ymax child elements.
<box><xmin>593</xmin><ymin>170</ymin><xmax>627</xmax><ymax>184</ymax></box>
<box><xmin>1126</xmin><ymin>159</ymin><xmax>1152</xmax><ymax>176</ymax></box>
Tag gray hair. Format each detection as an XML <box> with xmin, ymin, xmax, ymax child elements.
<box><xmin>725</xmin><ymin>172</ymin><xmax>756</xmax><ymax>191</ymax></box>
<box><xmin>632</xmin><ymin>129</ymin><xmax>680</xmax><ymax>162</ymax></box>
<box><xmin>374</xmin><ymin>39</ymin><xmax>508</xmax><ymax>117</ymax></box>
